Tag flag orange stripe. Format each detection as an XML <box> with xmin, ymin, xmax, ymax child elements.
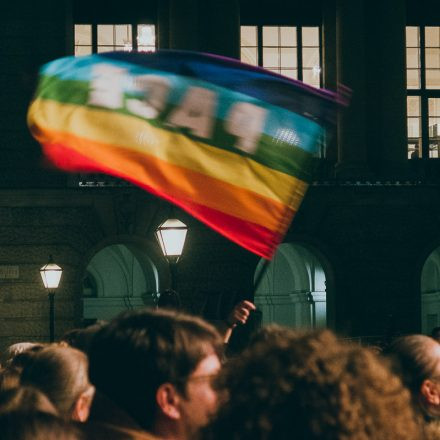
<box><xmin>34</xmin><ymin>127</ymin><xmax>296</xmax><ymax>233</ymax></box>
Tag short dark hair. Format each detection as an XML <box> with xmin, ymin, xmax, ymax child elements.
<box><xmin>88</xmin><ymin>307</ymin><xmax>223</xmax><ymax>430</ymax></box>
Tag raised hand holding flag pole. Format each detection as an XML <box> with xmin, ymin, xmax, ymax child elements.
<box><xmin>27</xmin><ymin>50</ymin><xmax>344</xmax><ymax>260</ymax></box>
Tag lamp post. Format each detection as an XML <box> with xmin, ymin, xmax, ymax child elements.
<box><xmin>155</xmin><ymin>218</ymin><xmax>188</xmax><ymax>289</ymax></box>
<box><xmin>40</xmin><ymin>256</ymin><xmax>62</xmax><ymax>342</ymax></box>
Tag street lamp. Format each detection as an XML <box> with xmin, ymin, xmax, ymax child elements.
<box><xmin>40</xmin><ymin>256</ymin><xmax>62</xmax><ymax>342</ymax></box>
<box><xmin>155</xmin><ymin>218</ymin><xmax>188</xmax><ymax>289</ymax></box>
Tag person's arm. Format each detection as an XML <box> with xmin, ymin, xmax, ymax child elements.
<box><xmin>223</xmin><ymin>300</ymin><xmax>257</xmax><ymax>343</ymax></box>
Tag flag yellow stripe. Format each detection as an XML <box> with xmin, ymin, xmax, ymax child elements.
<box><xmin>28</xmin><ymin>99</ymin><xmax>308</xmax><ymax>211</ymax></box>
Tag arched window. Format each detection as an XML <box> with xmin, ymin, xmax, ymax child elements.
<box><xmin>82</xmin><ymin>243</ymin><xmax>159</xmax><ymax>321</ymax></box>
<box><xmin>254</xmin><ymin>243</ymin><xmax>328</xmax><ymax>329</ymax></box>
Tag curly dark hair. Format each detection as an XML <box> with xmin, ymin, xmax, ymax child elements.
<box><xmin>202</xmin><ymin>328</ymin><xmax>423</xmax><ymax>440</ymax></box>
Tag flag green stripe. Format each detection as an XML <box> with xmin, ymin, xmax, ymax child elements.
<box><xmin>35</xmin><ymin>75</ymin><xmax>316</xmax><ymax>182</ymax></box>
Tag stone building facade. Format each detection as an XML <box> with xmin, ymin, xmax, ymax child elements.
<box><xmin>1</xmin><ymin>0</ymin><xmax>440</xmax><ymax>351</ymax></box>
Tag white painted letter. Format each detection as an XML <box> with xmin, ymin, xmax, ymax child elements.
<box><xmin>126</xmin><ymin>75</ymin><xmax>170</xmax><ymax>119</ymax></box>
<box><xmin>167</xmin><ymin>87</ymin><xmax>216</xmax><ymax>138</ymax></box>
<box><xmin>225</xmin><ymin>102</ymin><xmax>267</xmax><ymax>154</ymax></box>
<box><xmin>88</xmin><ymin>64</ymin><xmax>126</xmax><ymax>109</ymax></box>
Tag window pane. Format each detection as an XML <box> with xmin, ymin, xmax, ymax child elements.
<box><xmin>407</xmin><ymin>96</ymin><xmax>420</xmax><ymax>116</ymax></box>
<box><xmin>115</xmin><ymin>25</ymin><xmax>131</xmax><ymax>46</ymax></box>
<box><xmin>407</xmin><ymin>96</ymin><xmax>421</xmax><ymax>158</ymax></box>
<box><xmin>406</xmin><ymin>48</ymin><xmax>420</xmax><ymax>68</ymax></box>
<box><xmin>98</xmin><ymin>25</ymin><xmax>114</xmax><ymax>45</ymax></box>
<box><xmin>97</xmin><ymin>46</ymin><xmax>114</xmax><ymax>53</ymax></box>
<box><xmin>406</xmin><ymin>26</ymin><xmax>419</xmax><ymax>47</ymax></box>
<box><xmin>426</xmin><ymin>48</ymin><xmax>440</xmax><ymax>68</ymax></box>
<box><xmin>241</xmin><ymin>47</ymin><xmax>258</xmax><ymax>65</ymax></box>
<box><xmin>302</xmin><ymin>47</ymin><xmax>319</xmax><ymax>68</ymax></box>
<box><xmin>241</xmin><ymin>26</ymin><xmax>257</xmax><ymax>46</ymax></box>
<box><xmin>280</xmin><ymin>27</ymin><xmax>296</xmax><ymax>46</ymax></box>
<box><xmin>75</xmin><ymin>25</ymin><xmax>91</xmax><ymax>45</ymax></box>
<box><xmin>302</xmin><ymin>27</ymin><xmax>319</xmax><ymax>46</ymax></box>
<box><xmin>408</xmin><ymin>117</ymin><xmax>420</xmax><ymax>137</ymax></box>
<box><xmin>263</xmin><ymin>26</ymin><xmax>279</xmax><ymax>46</ymax></box>
<box><xmin>426</xmin><ymin>27</ymin><xmax>440</xmax><ymax>47</ymax></box>
<box><xmin>75</xmin><ymin>46</ymin><xmax>92</xmax><ymax>56</ymax></box>
<box><xmin>406</xmin><ymin>69</ymin><xmax>420</xmax><ymax>89</ymax></box>
<box><xmin>263</xmin><ymin>47</ymin><xmax>279</xmax><ymax>68</ymax></box>
<box><xmin>138</xmin><ymin>24</ymin><xmax>155</xmax><ymax>48</ymax></box>
<box><xmin>408</xmin><ymin>142</ymin><xmax>420</xmax><ymax>159</ymax></box>
<box><xmin>280</xmin><ymin>48</ymin><xmax>296</xmax><ymax>68</ymax></box>
<box><xmin>426</xmin><ymin>69</ymin><xmax>440</xmax><ymax>89</ymax></box>
<box><xmin>302</xmin><ymin>69</ymin><xmax>320</xmax><ymax>88</ymax></box>
<box><xmin>428</xmin><ymin>98</ymin><xmax>440</xmax><ymax>158</ymax></box>
<box><xmin>429</xmin><ymin>98</ymin><xmax>440</xmax><ymax>116</ymax></box>
<box><xmin>74</xmin><ymin>24</ymin><xmax>92</xmax><ymax>56</ymax></box>
<box><xmin>282</xmin><ymin>69</ymin><xmax>297</xmax><ymax>80</ymax></box>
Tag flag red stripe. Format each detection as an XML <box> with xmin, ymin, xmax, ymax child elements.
<box><xmin>43</xmin><ymin>142</ymin><xmax>286</xmax><ymax>258</ymax></box>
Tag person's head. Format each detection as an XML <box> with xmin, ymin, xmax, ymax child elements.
<box><xmin>1</xmin><ymin>342</ymin><xmax>45</xmax><ymax>368</ymax></box>
<box><xmin>0</xmin><ymin>366</ymin><xmax>21</xmax><ymax>392</ymax></box>
<box><xmin>0</xmin><ymin>386</ymin><xmax>58</xmax><ymax>415</ymax></box>
<box><xmin>157</xmin><ymin>289</ymin><xmax>182</xmax><ymax>310</ymax></box>
<box><xmin>88</xmin><ymin>307</ymin><xmax>223</xmax><ymax>438</ymax></box>
<box><xmin>20</xmin><ymin>345</ymin><xmax>95</xmax><ymax>422</ymax></box>
<box><xmin>432</xmin><ymin>327</ymin><xmax>440</xmax><ymax>342</ymax></box>
<box><xmin>0</xmin><ymin>410</ymin><xmax>83</xmax><ymax>440</ymax></box>
<box><xmin>60</xmin><ymin>321</ymin><xmax>108</xmax><ymax>354</ymax></box>
<box><xmin>203</xmin><ymin>328</ymin><xmax>422</xmax><ymax>440</ymax></box>
<box><xmin>386</xmin><ymin>334</ymin><xmax>440</xmax><ymax>419</ymax></box>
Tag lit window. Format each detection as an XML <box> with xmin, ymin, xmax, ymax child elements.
<box><xmin>406</xmin><ymin>26</ymin><xmax>440</xmax><ymax>159</ymax></box>
<box><xmin>74</xmin><ymin>24</ymin><xmax>92</xmax><ymax>55</ymax></box>
<box><xmin>240</xmin><ymin>25</ymin><xmax>322</xmax><ymax>88</ymax></box>
<box><xmin>74</xmin><ymin>24</ymin><xmax>156</xmax><ymax>56</ymax></box>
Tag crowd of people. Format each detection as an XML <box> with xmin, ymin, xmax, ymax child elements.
<box><xmin>2</xmin><ymin>299</ymin><xmax>440</xmax><ymax>439</ymax></box>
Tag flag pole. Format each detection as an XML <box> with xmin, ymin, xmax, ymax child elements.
<box><xmin>252</xmin><ymin>257</ymin><xmax>271</xmax><ymax>296</ymax></box>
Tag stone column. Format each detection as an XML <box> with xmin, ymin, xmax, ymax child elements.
<box><xmin>198</xmin><ymin>0</ymin><xmax>240</xmax><ymax>58</ymax></box>
<box><xmin>335</xmin><ymin>0</ymin><xmax>407</xmax><ymax>179</ymax></box>
<box><xmin>168</xmin><ymin>0</ymin><xmax>200</xmax><ymax>51</ymax></box>
<box><xmin>160</xmin><ymin>0</ymin><xmax>239</xmax><ymax>57</ymax></box>
<box><xmin>335</xmin><ymin>0</ymin><xmax>370</xmax><ymax>179</ymax></box>
<box><xmin>369</xmin><ymin>0</ymin><xmax>407</xmax><ymax>176</ymax></box>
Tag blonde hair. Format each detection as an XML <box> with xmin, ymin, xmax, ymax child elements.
<box><xmin>20</xmin><ymin>346</ymin><xmax>91</xmax><ymax>418</ymax></box>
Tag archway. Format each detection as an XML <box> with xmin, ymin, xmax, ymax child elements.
<box><xmin>82</xmin><ymin>243</ymin><xmax>159</xmax><ymax>322</ymax></box>
<box><xmin>421</xmin><ymin>247</ymin><xmax>440</xmax><ymax>334</ymax></box>
<box><xmin>254</xmin><ymin>243</ymin><xmax>329</xmax><ymax>329</ymax></box>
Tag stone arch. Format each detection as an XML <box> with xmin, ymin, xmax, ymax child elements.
<box><xmin>81</xmin><ymin>236</ymin><xmax>168</xmax><ymax>322</ymax></box>
<box><xmin>254</xmin><ymin>242</ymin><xmax>330</xmax><ymax>329</ymax></box>
<box><xmin>421</xmin><ymin>247</ymin><xmax>440</xmax><ymax>334</ymax></box>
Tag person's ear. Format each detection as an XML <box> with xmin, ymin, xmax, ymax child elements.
<box><xmin>421</xmin><ymin>379</ymin><xmax>440</xmax><ymax>405</ymax></box>
<box><xmin>156</xmin><ymin>383</ymin><xmax>181</xmax><ymax>420</ymax></box>
<box><xmin>71</xmin><ymin>386</ymin><xmax>96</xmax><ymax>422</ymax></box>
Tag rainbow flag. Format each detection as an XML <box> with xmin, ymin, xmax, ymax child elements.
<box><xmin>27</xmin><ymin>50</ymin><xmax>339</xmax><ymax>259</ymax></box>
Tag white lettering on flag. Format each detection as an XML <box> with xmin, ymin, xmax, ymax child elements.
<box><xmin>88</xmin><ymin>64</ymin><xmax>126</xmax><ymax>109</ymax></box>
<box><xmin>167</xmin><ymin>87</ymin><xmax>217</xmax><ymax>138</ymax></box>
<box><xmin>225</xmin><ymin>102</ymin><xmax>267</xmax><ymax>154</ymax></box>
<box><xmin>126</xmin><ymin>75</ymin><xmax>170</xmax><ymax>119</ymax></box>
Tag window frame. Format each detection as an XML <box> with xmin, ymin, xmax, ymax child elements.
<box><xmin>240</xmin><ymin>24</ymin><xmax>323</xmax><ymax>88</ymax></box>
<box><xmin>74</xmin><ymin>22</ymin><xmax>157</xmax><ymax>55</ymax></box>
<box><xmin>407</xmin><ymin>25</ymin><xmax>440</xmax><ymax>159</ymax></box>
